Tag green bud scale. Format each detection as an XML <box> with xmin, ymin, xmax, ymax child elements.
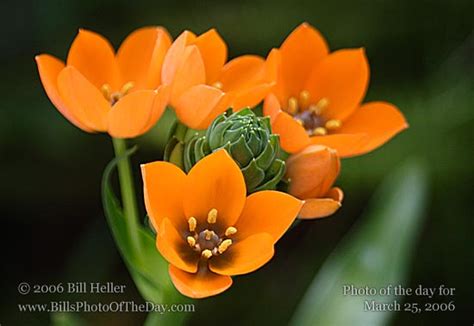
<box><xmin>183</xmin><ymin>108</ymin><xmax>286</xmax><ymax>193</ymax></box>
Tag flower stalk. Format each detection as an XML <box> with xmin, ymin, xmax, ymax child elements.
<box><xmin>112</xmin><ymin>137</ymin><xmax>141</xmax><ymax>257</ymax></box>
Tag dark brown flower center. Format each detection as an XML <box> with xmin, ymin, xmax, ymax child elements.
<box><xmin>285</xmin><ymin>90</ymin><xmax>342</xmax><ymax>136</ymax></box>
<box><xmin>185</xmin><ymin>209</ymin><xmax>237</xmax><ymax>259</ymax></box>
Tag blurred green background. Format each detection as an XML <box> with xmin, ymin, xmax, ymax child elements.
<box><xmin>1</xmin><ymin>0</ymin><xmax>472</xmax><ymax>325</ymax></box>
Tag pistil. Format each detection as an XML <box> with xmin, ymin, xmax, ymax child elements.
<box><xmin>100</xmin><ymin>82</ymin><xmax>135</xmax><ymax>105</ymax></box>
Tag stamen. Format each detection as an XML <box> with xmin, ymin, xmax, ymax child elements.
<box><xmin>201</xmin><ymin>249</ymin><xmax>213</xmax><ymax>259</ymax></box>
<box><xmin>101</xmin><ymin>84</ymin><xmax>112</xmax><ymax>100</ymax></box>
<box><xmin>225</xmin><ymin>227</ymin><xmax>237</xmax><ymax>237</ymax></box>
<box><xmin>187</xmin><ymin>236</ymin><xmax>196</xmax><ymax>247</ymax></box>
<box><xmin>207</xmin><ymin>208</ymin><xmax>217</xmax><ymax>224</ymax></box>
<box><xmin>317</xmin><ymin>97</ymin><xmax>329</xmax><ymax>109</ymax></box>
<box><xmin>325</xmin><ymin>119</ymin><xmax>342</xmax><ymax>130</ymax></box>
<box><xmin>295</xmin><ymin>118</ymin><xmax>304</xmax><ymax>126</ymax></box>
<box><xmin>188</xmin><ymin>217</ymin><xmax>197</xmax><ymax>232</ymax></box>
<box><xmin>287</xmin><ymin>97</ymin><xmax>299</xmax><ymax>115</ymax></box>
<box><xmin>212</xmin><ymin>81</ymin><xmax>223</xmax><ymax>89</ymax></box>
<box><xmin>308</xmin><ymin>104</ymin><xmax>323</xmax><ymax>115</ymax></box>
<box><xmin>299</xmin><ymin>90</ymin><xmax>310</xmax><ymax>109</ymax></box>
<box><xmin>312</xmin><ymin>127</ymin><xmax>327</xmax><ymax>136</ymax></box>
<box><xmin>121</xmin><ymin>82</ymin><xmax>134</xmax><ymax>95</ymax></box>
<box><xmin>218</xmin><ymin>239</ymin><xmax>232</xmax><ymax>254</ymax></box>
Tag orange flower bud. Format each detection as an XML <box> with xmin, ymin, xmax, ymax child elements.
<box><xmin>286</xmin><ymin>145</ymin><xmax>343</xmax><ymax>219</ymax></box>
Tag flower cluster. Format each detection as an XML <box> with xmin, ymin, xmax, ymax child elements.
<box><xmin>36</xmin><ymin>23</ymin><xmax>407</xmax><ymax>298</ymax></box>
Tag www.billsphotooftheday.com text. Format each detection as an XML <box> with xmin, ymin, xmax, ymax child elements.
<box><xmin>16</xmin><ymin>281</ymin><xmax>195</xmax><ymax>315</ymax></box>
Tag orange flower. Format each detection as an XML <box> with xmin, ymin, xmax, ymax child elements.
<box><xmin>161</xmin><ymin>29</ymin><xmax>278</xmax><ymax>129</ymax></box>
<box><xmin>141</xmin><ymin>150</ymin><xmax>302</xmax><ymax>298</ymax></box>
<box><xmin>35</xmin><ymin>27</ymin><xmax>171</xmax><ymax>138</ymax></box>
<box><xmin>264</xmin><ymin>23</ymin><xmax>408</xmax><ymax>157</ymax></box>
<box><xmin>286</xmin><ymin>145</ymin><xmax>343</xmax><ymax>219</ymax></box>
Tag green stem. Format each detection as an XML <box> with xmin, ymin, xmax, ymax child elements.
<box><xmin>112</xmin><ymin>137</ymin><xmax>141</xmax><ymax>257</ymax></box>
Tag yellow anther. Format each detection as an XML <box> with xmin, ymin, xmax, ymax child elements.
<box><xmin>299</xmin><ymin>90</ymin><xmax>310</xmax><ymax>109</ymax></box>
<box><xmin>101</xmin><ymin>84</ymin><xmax>112</xmax><ymax>100</ymax></box>
<box><xmin>212</xmin><ymin>81</ymin><xmax>223</xmax><ymax>89</ymax></box>
<box><xmin>325</xmin><ymin>119</ymin><xmax>342</xmax><ymax>130</ymax></box>
<box><xmin>204</xmin><ymin>230</ymin><xmax>214</xmax><ymax>241</ymax></box>
<box><xmin>295</xmin><ymin>118</ymin><xmax>304</xmax><ymax>126</ymax></box>
<box><xmin>225</xmin><ymin>227</ymin><xmax>237</xmax><ymax>237</ymax></box>
<box><xmin>312</xmin><ymin>127</ymin><xmax>327</xmax><ymax>136</ymax></box>
<box><xmin>201</xmin><ymin>249</ymin><xmax>213</xmax><ymax>259</ymax></box>
<box><xmin>218</xmin><ymin>239</ymin><xmax>233</xmax><ymax>254</ymax></box>
<box><xmin>207</xmin><ymin>208</ymin><xmax>217</xmax><ymax>224</ymax></box>
<box><xmin>187</xmin><ymin>236</ymin><xmax>196</xmax><ymax>247</ymax></box>
<box><xmin>287</xmin><ymin>97</ymin><xmax>299</xmax><ymax>115</ymax></box>
<box><xmin>121</xmin><ymin>82</ymin><xmax>134</xmax><ymax>95</ymax></box>
<box><xmin>308</xmin><ymin>104</ymin><xmax>323</xmax><ymax>115</ymax></box>
<box><xmin>317</xmin><ymin>97</ymin><xmax>329</xmax><ymax>109</ymax></box>
<box><xmin>188</xmin><ymin>217</ymin><xmax>197</xmax><ymax>232</ymax></box>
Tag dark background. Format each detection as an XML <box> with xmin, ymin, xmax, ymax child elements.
<box><xmin>1</xmin><ymin>0</ymin><xmax>473</xmax><ymax>325</ymax></box>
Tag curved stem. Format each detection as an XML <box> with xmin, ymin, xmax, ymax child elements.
<box><xmin>112</xmin><ymin>137</ymin><xmax>141</xmax><ymax>256</ymax></box>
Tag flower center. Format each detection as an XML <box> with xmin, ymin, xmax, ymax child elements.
<box><xmin>285</xmin><ymin>90</ymin><xmax>342</xmax><ymax>136</ymax></box>
<box><xmin>186</xmin><ymin>208</ymin><xmax>237</xmax><ymax>259</ymax></box>
<box><xmin>101</xmin><ymin>82</ymin><xmax>134</xmax><ymax>105</ymax></box>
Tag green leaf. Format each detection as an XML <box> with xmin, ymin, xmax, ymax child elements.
<box><xmin>290</xmin><ymin>159</ymin><xmax>429</xmax><ymax>326</ymax></box>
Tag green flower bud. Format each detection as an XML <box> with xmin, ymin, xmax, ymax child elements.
<box><xmin>184</xmin><ymin>108</ymin><xmax>286</xmax><ymax>193</ymax></box>
<box><xmin>164</xmin><ymin>122</ymin><xmax>204</xmax><ymax>169</ymax></box>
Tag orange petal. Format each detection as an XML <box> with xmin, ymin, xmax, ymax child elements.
<box><xmin>67</xmin><ymin>29</ymin><xmax>119</xmax><ymax>90</ymax></box>
<box><xmin>337</xmin><ymin>102</ymin><xmax>408</xmax><ymax>156</ymax></box>
<box><xmin>161</xmin><ymin>31</ymin><xmax>197</xmax><ymax>85</ymax></box>
<box><xmin>183</xmin><ymin>150</ymin><xmax>246</xmax><ymax>228</ymax></box>
<box><xmin>228</xmin><ymin>83</ymin><xmax>273</xmax><ymax>110</ymax></box>
<box><xmin>277</xmin><ymin>23</ymin><xmax>329</xmax><ymax>103</ymax></box>
<box><xmin>174</xmin><ymin>84</ymin><xmax>228</xmax><ymax>130</ymax></box>
<box><xmin>191</xmin><ymin>29</ymin><xmax>227</xmax><ymax>83</ymax></box>
<box><xmin>286</xmin><ymin>145</ymin><xmax>340</xmax><ymax>199</ymax></box>
<box><xmin>35</xmin><ymin>54</ymin><xmax>92</xmax><ymax>132</ymax></box>
<box><xmin>305</xmin><ymin>48</ymin><xmax>369</xmax><ymax>121</ymax></box>
<box><xmin>108</xmin><ymin>90</ymin><xmax>157</xmax><ymax>138</ymax></box>
<box><xmin>169</xmin><ymin>264</ymin><xmax>232</xmax><ymax>299</ymax></box>
<box><xmin>141</xmin><ymin>160</ymin><xmax>187</xmax><ymax>231</ymax></box>
<box><xmin>57</xmin><ymin>66</ymin><xmax>110</xmax><ymax>131</ymax></box>
<box><xmin>219</xmin><ymin>55</ymin><xmax>266</xmax><ymax>92</ymax></box>
<box><xmin>169</xmin><ymin>45</ymin><xmax>206</xmax><ymax>105</ymax></box>
<box><xmin>140</xmin><ymin>85</ymin><xmax>171</xmax><ymax>134</ymax></box>
<box><xmin>263</xmin><ymin>48</ymin><xmax>280</xmax><ymax>85</ymax></box>
<box><xmin>298</xmin><ymin>187</ymin><xmax>343</xmax><ymax>219</ymax></box>
<box><xmin>263</xmin><ymin>93</ymin><xmax>282</xmax><ymax>122</ymax></box>
<box><xmin>116</xmin><ymin>26</ymin><xmax>172</xmax><ymax>89</ymax></box>
<box><xmin>263</xmin><ymin>94</ymin><xmax>310</xmax><ymax>153</ymax></box>
<box><xmin>157</xmin><ymin>219</ymin><xmax>199</xmax><ymax>273</ymax></box>
<box><xmin>234</xmin><ymin>191</ymin><xmax>303</xmax><ymax>242</ymax></box>
<box><xmin>209</xmin><ymin>233</ymin><xmax>274</xmax><ymax>276</ymax></box>
<box><xmin>310</xmin><ymin>133</ymin><xmax>369</xmax><ymax>158</ymax></box>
